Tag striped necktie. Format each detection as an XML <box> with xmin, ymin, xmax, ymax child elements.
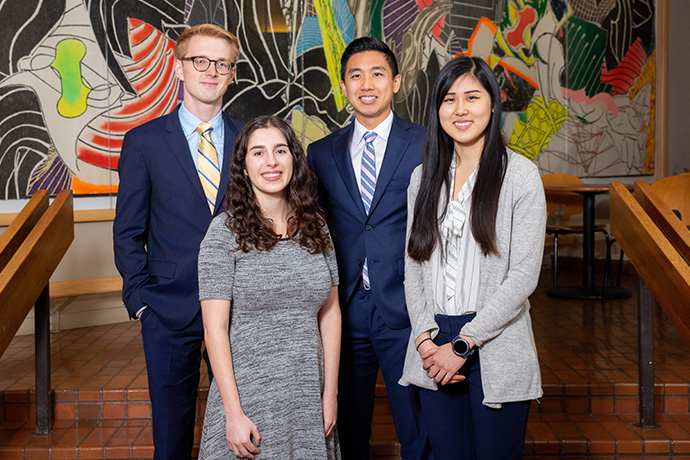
<box><xmin>197</xmin><ymin>123</ymin><xmax>220</xmax><ymax>213</ymax></box>
<box><xmin>360</xmin><ymin>131</ymin><xmax>377</xmax><ymax>289</ymax></box>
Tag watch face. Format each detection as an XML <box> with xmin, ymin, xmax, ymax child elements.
<box><xmin>452</xmin><ymin>338</ymin><xmax>469</xmax><ymax>356</ymax></box>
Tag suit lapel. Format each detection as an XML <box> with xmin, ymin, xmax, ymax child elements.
<box><xmin>214</xmin><ymin>115</ymin><xmax>240</xmax><ymax>214</ymax></box>
<box><xmin>332</xmin><ymin>123</ymin><xmax>367</xmax><ymax>217</ymax></box>
<box><xmin>368</xmin><ymin>115</ymin><xmax>411</xmax><ymax>215</ymax></box>
<box><xmin>164</xmin><ymin>109</ymin><xmax>207</xmax><ymax>204</ymax></box>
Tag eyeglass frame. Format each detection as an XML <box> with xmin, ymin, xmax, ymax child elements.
<box><xmin>180</xmin><ymin>56</ymin><xmax>236</xmax><ymax>75</ymax></box>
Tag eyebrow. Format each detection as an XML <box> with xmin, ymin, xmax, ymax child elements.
<box><xmin>347</xmin><ymin>65</ymin><xmax>388</xmax><ymax>75</ymax></box>
<box><xmin>249</xmin><ymin>143</ymin><xmax>289</xmax><ymax>150</ymax></box>
<box><xmin>446</xmin><ymin>89</ymin><xmax>482</xmax><ymax>95</ymax></box>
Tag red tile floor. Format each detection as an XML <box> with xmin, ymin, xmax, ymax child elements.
<box><xmin>2</xmin><ymin>266</ymin><xmax>690</xmax><ymax>459</ymax></box>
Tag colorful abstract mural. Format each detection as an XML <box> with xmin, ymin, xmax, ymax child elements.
<box><xmin>0</xmin><ymin>0</ymin><xmax>655</xmax><ymax>203</ymax></box>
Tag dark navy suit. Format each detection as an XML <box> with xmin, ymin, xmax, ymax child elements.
<box><xmin>307</xmin><ymin>113</ymin><xmax>430</xmax><ymax>459</ymax></box>
<box><xmin>113</xmin><ymin>106</ymin><xmax>242</xmax><ymax>460</ymax></box>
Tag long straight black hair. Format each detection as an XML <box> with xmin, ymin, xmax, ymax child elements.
<box><xmin>407</xmin><ymin>56</ymin><xmax>507</xmax><ymax>262</ymax></box>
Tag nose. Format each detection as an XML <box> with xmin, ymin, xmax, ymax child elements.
<box><xmin>361</xmin><ymin>74</ymin><xmax>374</xmax><ymax>89</ymax></box>
<box><xmin>454</xmin><ymin>100</ymin><xmax>468</xmax><ymax>115</ymax></box>
<box><xmin>265</xmin><ymin>152</ymin><xmax>278</xmax><ymax>166</ymax></box>
<box><xmin>205</xmin><ymin>63</ymin><xmax>218</xmax><ymax>76</ymax></box>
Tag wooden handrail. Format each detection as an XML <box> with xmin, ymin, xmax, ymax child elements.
<box><xmin>0</xmin><ymin>190</ymin><xmax>75</xmax><ymax>357</ymax></box>
<box><xmin>634</xmin><ymin>181</ymin><xmax>690</xmax><ymax>264</ymax></box>
<box><xmin>0</xmin><ymin>191</ymin><xmax>49</xmax><ymax>272</ymax></box>
<box><xmin>610</xmin><ymin>182</ymin><xmax>690</xmax><ymax>343</ymax></box>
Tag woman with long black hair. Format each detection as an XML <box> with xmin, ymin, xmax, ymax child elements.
<box><xmin>399</xmin><ymin>56</ymin><xmax>546</xmax><ymax>459</ymax></box>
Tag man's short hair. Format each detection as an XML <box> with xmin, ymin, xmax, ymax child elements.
<box><xmin>174</xmin><ymin>24</ymin><xmax>239</xmax><ymax>61</ymax></box>
<box><xmin>340</xmin><ymin>37</ymin><xmax>399</xmax><ymax>81</ymax></box>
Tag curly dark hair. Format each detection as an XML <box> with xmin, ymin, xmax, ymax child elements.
<box><xmin>224</xmin><ymin>115</ymin><xmax>331</xmax><ymax>254</ymax></box>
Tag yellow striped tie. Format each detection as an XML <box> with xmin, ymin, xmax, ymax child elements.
<box><xmin>196</xmin><ymin>123</ymin><xmax>220</xmax><ymax>213</ymax></box>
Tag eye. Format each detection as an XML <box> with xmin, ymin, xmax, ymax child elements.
<box><xmin>276</xmin><ymin>148</ymin><xmax>290</xmax><ymax>155</ymax></box>
<box><xmin>194</xmin><ymin>57</ymin><xmax>208</xmax><ymax>66</ymax></box>
<box><xmin>350</xmin><ymin>72</ymin><xmax>361</xmax><ymax>79</ymax></box>
<box><xmin>467</xmin><ymin>95</ymin><xmax>478</xmax><ymax>101</ymax></box>
<box><xmin>443</xmin><ymin>96</ymin><xmax>455</xmax><ymax>103</ymax></box>
<box><xmin>217</xmin><ymin>61</ymin><xmax>230</xmax><ymax>71</ymax></box>
<box><xmin>373</xmin><ymin>71</ymin><xmax>383</xmax><ymax>77</ymax></box>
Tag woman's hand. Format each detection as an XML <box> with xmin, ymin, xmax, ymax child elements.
<box><xmin>226</xmin><ymin>412</ymin><xmax>261</xmax><ymax>459</ymax></box>
<box><xmin>421</xmin><ymin>343</ymin><xmax>466</xmax><ymax>385</ymax></box>
<box><xmin>322</xmin><ymin>392</ymin><xmax>337</xmax><ymax>437</ymax></box>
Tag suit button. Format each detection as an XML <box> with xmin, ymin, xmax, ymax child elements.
<box><xmin>365</xmin><ymin>224</ymin><xmax>372</xmax><ymax>230</ymax></box>
<box><xmin>357</xmin><ymin>259</ymin><xmax>362</xmax><ymax>266</ymax></box>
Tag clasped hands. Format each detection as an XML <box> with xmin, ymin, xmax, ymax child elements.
<box><xmin>418</xmin><ymin>340</ymin><xmax>467</xmax><ymax>386</ymax></box>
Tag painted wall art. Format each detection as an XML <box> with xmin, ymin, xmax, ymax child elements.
<box><xmin>0</xmin><ymin>0</ymin><xmax>655</xmax><ymax>203</ymax></box>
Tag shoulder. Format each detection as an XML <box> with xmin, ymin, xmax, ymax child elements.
<box><xmin>504</xmin><ymin>149</ymin><xmax>540</xmax><ymax>184</ymax></box>
<box><xmin>393</xmin><ymin>113</ymin><xmax>426</xmax><ymax>136</ymax></box>
<box><xmin>126</xmin><ymin>109</ymin><xmax>177</xmax><ymax>138</ymax></box>
<box><xmin>222</xmin><ymin>114</ymin><xmax>244</xmax><ymax>137</ymax></box>
<box><xmin>308</xmin><ymin>124</ymin><xmax>351</xmax><ymax>152</ymax></box>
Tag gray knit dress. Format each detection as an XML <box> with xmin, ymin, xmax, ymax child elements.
<box><xmin>197</xmin><ymin>215</ymin><xmax>341</xmax><ymax>459</ymax></box>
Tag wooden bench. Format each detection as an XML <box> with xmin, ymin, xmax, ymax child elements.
<box><xmin>0</xmin><ymin>190</ymin><xmax>74</xmax><ymax>433</ymax></box>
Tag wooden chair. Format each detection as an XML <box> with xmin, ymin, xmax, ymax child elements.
<box><xmin>542</xmin><ymin>174</ymin><xmax>621</xmax><ymax>295</ymax></box>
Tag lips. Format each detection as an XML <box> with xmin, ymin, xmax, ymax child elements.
<box><xmin>359</xmin><ymin>95</ymin><xmax>377</xmax><ymax>103</ymax></box>
<box><xmin>261</xmin><ymin>171</ymin><xmax>282</xmax><ymax>182</ymax></box>
<box><xmin>454</xmin><ymin>120</ymin><xmax>472</xmax><ymax>129</ymax></box>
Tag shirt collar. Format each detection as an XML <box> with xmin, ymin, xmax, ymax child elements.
<box><xmin>178</xmin><ymin>103</ymin><xmax>224</xmax><ymax>138</ymax></box>
<box><xmin>352</xmin><ymin>110</ymin><xmax>394</xmax><ymax>146</ymax></box>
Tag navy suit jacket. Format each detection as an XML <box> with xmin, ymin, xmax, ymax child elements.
<box><xmin>113</xmin><ymin>106</ymin><xmax>243</xmax><ymax>331</ymax></box>
<box><xmin>307</xmin><ymin>114</ymin><xmax>425</xmax><ymax>329</ymax></box>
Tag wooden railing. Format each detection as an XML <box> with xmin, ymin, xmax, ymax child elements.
<box><xmin>0</xmin><ymin>190</ymin><xmax>74</xmax><ymax>433</ymax></box>
<box><xmin>610</xmin><ymin>181</ymin><xmax>690</xmax><ymax>427</ymax></box>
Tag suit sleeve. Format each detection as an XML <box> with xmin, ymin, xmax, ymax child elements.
<box><xmin>307</xmin><ymin>144</ymin><xmax>329</xmax><ymax>213</ymax></box>
<box><xmin>113</xmin><ymin>130</ymin><xmax>152</xmax><ymax>319</ymax></box>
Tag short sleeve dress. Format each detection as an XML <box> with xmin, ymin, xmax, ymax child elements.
<box><xmin>197</xmin><ymin>215</ymin><xmax>341</xmax><ymax>460</ymax></box>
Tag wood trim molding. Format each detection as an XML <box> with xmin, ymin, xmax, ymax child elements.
<box><xmin>1</xmin><ymin>208</ymin><xmax>115</xmax><ymax>227</ymax></box>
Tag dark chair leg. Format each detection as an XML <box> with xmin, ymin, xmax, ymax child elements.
<box><xmin>602</xmin><ymin>234</ymin><xmax>613</xmax><ymax>307</ymax></box>
<box><xmin>553</xmin><ymin>234</ymin><xmax>559</xmax><ymax>288</ymax></box>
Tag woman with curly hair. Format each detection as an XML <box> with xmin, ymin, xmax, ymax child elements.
<box><xmin>197</xmin><ymin>115</ymin><xmax>341</xmax><ymax>459</ymax></box>
<box><xmin>399</xmin><ymin>56</ymin><xmax>545</xmax><ymax>459</ymax></box>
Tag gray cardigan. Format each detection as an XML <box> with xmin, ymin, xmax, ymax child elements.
<box><xmin>398</xmin><ymin>150</ymin><xmax>545</xmax><ymax>408</ymax></box>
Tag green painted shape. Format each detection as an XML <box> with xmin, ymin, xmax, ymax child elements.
<box><xmin>314</xmin><ymin>0</ymin><xmax>348</xmax><ymax>110</ymax></box>
<box><xmin>51</xmin><ymin>39</ymin><xmax>91</xmax><ymax>118</ymax></box>
<box><xmin>369</xmin><ymin>0</ymin><xmax>386</xmax><ymax>41</ymax></box>
<box><xmin>500</xmin><ymin>0</ymin><xmax>548</xmax><ymax>30</ymax></box>
<box><xmin>564</xmin><ymin>16</ymin><xmax>612</xmax><ymax>97</ymax></box>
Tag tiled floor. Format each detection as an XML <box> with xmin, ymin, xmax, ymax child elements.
<box><xmin>2</xmin><ymin>266</ymin><xmax>690</xmax><ymax>458</ymax></box>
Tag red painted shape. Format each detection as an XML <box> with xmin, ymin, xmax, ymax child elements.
<box><xmin>505</xmin><ymin>6</ymin><xmax>537</xmax><ymax>49</ymax></box>
<box><xmin>600</xmin><ymin>38</ymin><xmax>647</xmax><ymax>95</ymax></box>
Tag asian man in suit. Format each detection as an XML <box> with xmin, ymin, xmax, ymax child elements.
<box><xmin>113</xmin><ymin>24</ymin><xmax>243</xmax><ymax>460</ymax></box>
<box><xmin>307</xmin><ymin>37</ymin><xmax>430</xmax><ymax>460</ymax></box>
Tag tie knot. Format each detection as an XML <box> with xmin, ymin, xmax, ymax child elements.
<box><xmin>364</xmin><ymin>131</ymin><xmax>377</xmax><ymax>144</ymax></box>
<box><xmin>197</xmin><ymin>122</ymin><xmax>213</xmax><ymax>136</ymax></box>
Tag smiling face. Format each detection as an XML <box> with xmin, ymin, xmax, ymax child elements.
<box><xmin>244</xmin><ymin>126</ymin><xmax>294</xmax><ymax>204</ymax></box>
<box><xmin>438</xmin><ymin>74</ymin><xmax>493</xmax><ymax>156</ymax></box>
<box><xmin>340</xmin><ymin>51</ymin><xmax>401</xmax><ymax>130</ymax></box>
<box><xmin>174</xmin><ymin>34</ymin><xmax>237</xmax><ymax>120</ymax></box>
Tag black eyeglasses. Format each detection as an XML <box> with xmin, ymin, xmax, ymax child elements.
<box><xmin>181</xmin><ymin>56</ymin><xmax>235</xmax><ymax>75</ymax></box>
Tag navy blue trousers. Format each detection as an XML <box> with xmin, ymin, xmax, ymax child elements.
<box><xmin>419</xmin><ymin>313</ymin><xmax>531</xmax><ymax>460</ymax></box>
<box><xmin>338</xmin><ymin>287</ymin><xmax>432</xmax><ymax>460</ymax></box>
<box><xmin>140</xmin><ymin>307</ymin><xmax>210</xmax><ymax>460</ymax></box>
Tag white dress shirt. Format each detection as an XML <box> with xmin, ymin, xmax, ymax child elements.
<box><xmin>430</xmin><ymin>159</ymin><xmax>482</xmax><ymax>316</ymax></box>
<box><xmin>348</xmin><ymin>111</ymin><xmax>394</xmax><ymax>188</ymax></box>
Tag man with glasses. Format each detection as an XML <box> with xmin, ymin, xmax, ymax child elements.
<box><xmin>113</xmin><ymin>24</ymin><xmax>242</xmax><ymax>460</ymax></box>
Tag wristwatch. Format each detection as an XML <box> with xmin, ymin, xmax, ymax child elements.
<box><xmin>451</xmin><ymin>335</ymin><xmax>475</xmax><ymax>359</ymax></box>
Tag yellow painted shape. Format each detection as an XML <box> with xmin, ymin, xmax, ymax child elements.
<box><xmin>633</xmin><ymin>50</ymin><xmax>656</xmax><ymax>174</ymax></box>
<box><xmin>508</xmin><ymin>96</ymin><xmax>569</xmax><ymax>160</ymax></box>
<box><xmin>72</xmin><ymin>175</ymin><xmax>117</xmax><ymax>195</ymax></box>
<box><xmin>289</xmin><ymin>108</ymin><xmax>331</xmax><ymax>152</ymax></box>
<box><xmin>312</xmin><ymin>0</ymin><xmax>348</xmax><ymax>110</ymax></box>
<box><xmin>51</xmin><ymin>39</ymin><xmax>91</xmax><ymax>118</ymax></box>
